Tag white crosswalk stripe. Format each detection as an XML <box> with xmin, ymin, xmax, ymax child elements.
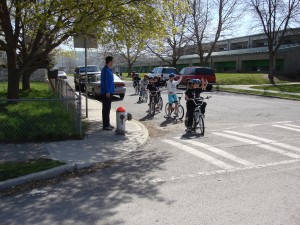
<box><xmin>272</xmin><ymin>124</ymin><xmax>300</xmax><ymax>132</ymax></box>
<box><xmin>224</xmin><ymin>130</ymin><xmax>300</xmax><ymax>153</ymax></box>
<box><xmin>173</xmin><ymin>137</ymin><xmax>254</xmax><ymax>166</ymax></box>
<box><xmin>284</xmin><ymin>124</ymin><xmax>300</xmax><ymax>129</ymax></box>
<box><xmin>162</xmin><ymin>123</ymin><xmax>300</xmax><ymax>173</ymax></box>
<box><xmin>163</xmin><ymin>139</ymin><xmax>235</xmax><ymax>170</ymax></box>
<box><xmin>212</xmin><ymin>132</ymin><xmax>300</xmax><ymax>159</ymax></box>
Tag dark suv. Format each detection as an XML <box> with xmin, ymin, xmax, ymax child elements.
<box><xmin>148</xmin><ymin>67</ymin><xmax>178</xmax><ymax>85</ymax></box>
<box><xmin>178</xmin><ymin>67</ymin><xmax>216</xmax><ymax>88</ymax></box>
<box><xmin>74</xmin><ymin>65</ymin><xmax>101</xmax><ymax>91</ymax></box>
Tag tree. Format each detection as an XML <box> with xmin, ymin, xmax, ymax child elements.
<box><xmin>0</xmin><ymin>0</ymin><xmax>161</xmax><ymax>99</ymax></box>
<box><xmin>187</xmin><ymin>0</ymin><xmax>243</xmax><ymax>66</ymax></box>
<box><xmin>146</xmin><ymin>0</ymin><xmax>191</xmax><ymax>67</ymax></box>
<box><xmin>249</xmin><ymin>0</ymin><xmax>300</xmax><ymax>84</ymax></box>
<box><xmin>107</xmin><ymin>9</ymin><xmax>163</xmax><ymax>77</ymax></box>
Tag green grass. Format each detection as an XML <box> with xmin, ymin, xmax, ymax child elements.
<box><xmin>0</xmin><ymin>158</ymin><xmax>65</xmax><ymax>182</ymax></box>
<box><xmin>217</xmin><ymin>87</ymin><xmax>300</xmax><ymax>100</ymax></box>
<box><xmin>250</xmin><ymin>84</ymin><xmax>300</xmax><ymax>93</ymax></box>
<box><xmin>215</xmin><ymin>73</ymin><xmax>287</xmax><ymax>85</ymax></box>
<box><xmin>0</xmin><ymin>82</ymin><xmax>81</xmax><ymax>142</ymax></box>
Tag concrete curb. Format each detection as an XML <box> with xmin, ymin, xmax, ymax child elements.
<box><xmin>0</xmin><ymin>164</ymin><xmax>74</xmax><ymax>190</ymax></box>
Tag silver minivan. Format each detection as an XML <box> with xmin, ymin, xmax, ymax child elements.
<box><xmin>148</xmin><ymin>67</ymin><xmax>178</xmax><ymax>85</ymax></box>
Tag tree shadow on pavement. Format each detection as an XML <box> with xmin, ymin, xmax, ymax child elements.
<box><xmin>0</xmin><ymin>147</ymin><xmax>174</xmax><ymax>225</ymax></box>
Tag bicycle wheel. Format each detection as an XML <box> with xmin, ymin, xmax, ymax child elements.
<box><xmin>198</xmin><ymin>115</ymin><xmax>205</xmax><ymax>136</ymax></box>
<box><xmin>150</xmin><ymin>101</ymin><xmax>156</xmax><ymax>116</ymax></box>
<box><xmin>165</xmin><ymin>103</ymin><xmax>173</xmax><ymax>115</ymax></box>
<box><xmin>178</xmin><ymin>105</ymin><xmax>184</xmax><ymax>120</ymax></box>
<box><xmin>158</xmin><ymin>97</ymin><xmax>163</xmax><ymax>110</ymax></box>
<box><xmin>192</xmin><ymin>111</ymin><xmax>200</xmax><ymax>130</ymax></box>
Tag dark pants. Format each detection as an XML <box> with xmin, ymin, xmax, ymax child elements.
<box><xmin>101</xmin><ymin>94</ymin><xmax>112</xmax><ymax>128</ymax></box>
<box><xmin>186</xmin><ymin>102</ymin><xmax>207</xmax><ymax>127</ymax></box>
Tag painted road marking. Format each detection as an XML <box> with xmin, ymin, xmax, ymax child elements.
<box><xmin>174</xmin><ymin>137</ymin><xmax>254</xmax><ymax>166</ymax></box>
<box><xmin>163</xmin><ymin>139</ymin><xmax>235</xmax><ymax>170</ymax></box>
<box><xmin>149</xmin><ymin>159</ymin><xmax>300</xmax><ymax>183</ymax></box>
<box><xmin>224</xmin><ymin>130</ymin><xmax>300</xmax><ymax>153</ymax></box>
<box><xmin>272</xmin><ymin>124</ymin><xmax>300</xmax><ymax>132</ymax></box>
<box><xmin>212</xmin><ymin>132</ymin><xmax>300</xmax><ymax>159</ymax></box>
<box><xmin>284</xmin><ymin>124</ymin><xmax>300</xmax><ymax>129</ymax></box>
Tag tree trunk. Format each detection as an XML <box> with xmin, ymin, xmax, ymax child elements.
<box><xmin>127</xmin><ymin>61</ymin><xmax>133</xmax><ymax>77</ymax></box>
<box><xmin>268</xmin><ymin>52</ymin><xmax>275</xmax><ymax>85</ymax></box>
<box><xmin>6</xmin><ymin>50</ymin><xmax>20</xmax><ymax>100</ymax></box>
<box><xmin>22</xmin><ymin>72</ymin><xmax>31</xmax><ymax>91</ymax></box>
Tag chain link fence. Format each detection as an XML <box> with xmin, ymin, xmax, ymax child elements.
<box><xmin>0</xmin><ymin>79</ymin><xmax>82</xmax><ymax>143</ymax></box>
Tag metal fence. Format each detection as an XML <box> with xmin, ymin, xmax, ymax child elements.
<box><xmin>0</xmin><ymin>79</ymin><xmax>82</xmax><ymax>143</ymax></box>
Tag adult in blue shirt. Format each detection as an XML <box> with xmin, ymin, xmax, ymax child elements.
<box><xmin>100</xmin><ymin>56</ymin><xmax>115</xmax><ymax>130</ymax></box>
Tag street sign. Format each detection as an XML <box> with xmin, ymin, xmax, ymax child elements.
<box><xmin>74</xmin><ymin>35</ymin><xmax>97</xmax><ymax>49</ymax></box>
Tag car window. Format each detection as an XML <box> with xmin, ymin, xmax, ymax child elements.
<box><xmin>195</xmin><ymin>68</ymin><xmax>214</xmax><ymax>75</ymax></box>
<box><xmin>189</xmin><ymin>68</ymin><xmax>196</xmax><ymax>75</ymax></box>
<box><xmin>162</xmin><ymin>68</ymin><xmax>177</xmax><ymax>74</ymax></box>
<box><xmin>79</xmin><ymin>66</ymin><xmax>100</xmax><ymax>73</ymax></box>
<box><xmin>156</xmin><ymin>68</ymin><xmax>163</xmax><ymax>73</ymax></box>
<box><xmin>152</xmin><ymin>68</ymin><xmax>157</xmax><ymax>73</ymax></box>
<box><xmin>113</xmin><ymin>74</ymin><xmax>121</xmax><ymax>80</ymax></box>
<box><xmin>179</xmin><ymin>68</ymin><xmax>186</xmax><ymax>75</ymax></box>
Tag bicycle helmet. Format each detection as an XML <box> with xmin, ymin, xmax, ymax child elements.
<box><xmin>188</xmin><ymin>79</ymin><xmax>199</xmax><ymax>84</ymax></box>
<box><xmin>169</xmin><ymin>73</ymin><xmax>176</xmax><ymax>78</ymax></box>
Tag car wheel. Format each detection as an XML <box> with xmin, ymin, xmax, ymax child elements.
<box><xmin>92</xmin><ymin>89</ymin><xmax>98</xmax><ymax>99</ymax></box>
<box><xmin>75</xmin><ymin>83</ymin><xmax>79</xmax><ymax>91</ymax></box>
<box><xmin>119</xmin><ymin>94</ymin><xmax>125</xmax><ymax>99</ymax></box>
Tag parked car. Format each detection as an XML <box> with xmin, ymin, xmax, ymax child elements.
<box><xmin>177</xmin><ymin>67</ymin><xmax>216</xmax><ymax>88</ymax></box>
<box><xmin>74</xmin><ymin>65</ymin><xmax>101</xmax><ymax>91</ymax></box>
<box><xmin>86</xmin><ymin>74</ymin><xmax>126</xmax><ymax>99</ymax></box>
<box><xmin>148</xmin><ymin>67</ymin><xmax>178</xmax><ymax>85</ymax></box>
<box><xmin>58</xmin><ymin>71</ymin><xmax>67</xmax><ymax>79</ymax></box>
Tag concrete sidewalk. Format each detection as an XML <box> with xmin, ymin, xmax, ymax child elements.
<box><xmin>219</xmin><ymin>83</ymin><xmax>300</xmax><ymax>96</ymax></box>
<box><xmin>0</xmin><ymin>96</ymin><xmax>149</xmax><ymax>190</ymax></box>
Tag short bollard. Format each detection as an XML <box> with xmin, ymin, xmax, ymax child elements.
<box><xmin>115</xmin><ymin>107</ymin><xmax>132</xmax><ymax>135</ymax></box>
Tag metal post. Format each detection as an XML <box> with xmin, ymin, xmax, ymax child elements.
<box><xmin>84</xmin><ymin>36</ymin><xmax>88</xmax><ymax>118</ymax></box>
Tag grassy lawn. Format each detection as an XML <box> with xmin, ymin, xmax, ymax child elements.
<box><xmin>250</xmin><ymin>84</ymin><xmax>300</xmax><ymax>93</ymax></box>
<box><xmin>215</xmin><ymin>73</ymin><xmax>287</xmax><ymax>85</ymax></box>
<box><xmin>0</xmin><ymin>82</ymin><xmax>81</xmax><ymax>142</ymax></box>
<box><xmin>217</xmin><ymin>87</ymin><xmax>300</xmax><ymax>100</ymax></box>
<box><xmin>0</xmin><ymin>158</ymin><xmax>65</xmax><ymax>182</ymax></box>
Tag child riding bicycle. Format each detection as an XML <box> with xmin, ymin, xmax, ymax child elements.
<box><xmin>166</xmin><ymin>73</ymin><xmax>182</xmax><ymax>117</ymax></box>
<box><xmin>185</xmin><ymin>78</ymin><xmax>208</xmax><ymax>131</ymax></box>
<box><xmin>147</xmin><ymin>77</ymin><xmax>161</xmax><ymax>113</ymax></box>
<box><xmin>132</xmin><ymin>73</ymin><xmax>141</xmax><ymax>88</ymax></box>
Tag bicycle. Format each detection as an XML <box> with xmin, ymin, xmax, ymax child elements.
<box><xmin>164</xmin><ymin>92</ymin><xmax>184</xmax><ymax>120</ymax></box>
<box><xmin>185</xmin><ymin>96</ymin><xmax>211</xmax><ymax>136</ymax></box>
<box><xmin>133</xmin><ymin>80</ymin><xmax>140</xmax><ymax>95</ymax></box>
<box><xmin>148</xmin><ymin>90</ymin><xmax>163</xmax><ymax>117</ymax></box>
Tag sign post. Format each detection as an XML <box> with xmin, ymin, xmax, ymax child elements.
<box><xmin>74</xmin><ymin>35</ymin><xmax>97</xmax><ymax>118</ymax></box>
